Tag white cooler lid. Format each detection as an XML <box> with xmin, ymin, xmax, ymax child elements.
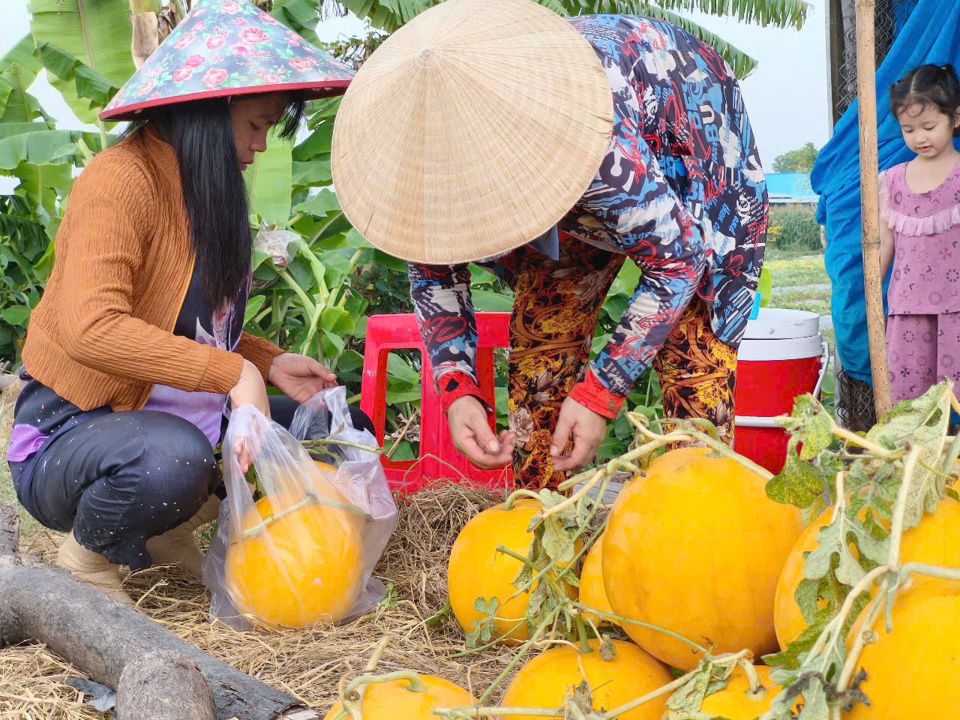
<box><xmin>743</xmin><ymin>307</ymin><xmax>821</xmax><ymax>340</ymax></box>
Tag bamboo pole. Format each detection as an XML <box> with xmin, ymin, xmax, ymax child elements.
<box><xmin>855</xmin><ymin>0</ymin><xmax>893</xmax><ymax>419</ymax></box>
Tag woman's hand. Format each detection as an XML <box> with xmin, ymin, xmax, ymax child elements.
<box><xmin>549</xmin><ymin>397</ymin><xmax>608</xmax><ymax>472</ymax></box>
<box><xmin>229</xmin><ymin>359</ymin><xmax>271</xmax><ymax>472</ymax></box>
<box><xmin>447</xmin><ymin>396</ymin><xmax>515</xmax><ymax>469</ymax></box>
<box><xmin>267</xmin><ymin>352</ymin><xmax>338</xmax><ymax>404</ymax></box>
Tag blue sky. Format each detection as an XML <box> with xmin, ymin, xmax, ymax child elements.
<box><xmin>1</xmin><ymin>1</ymin><xmax>831</xmax><ymax>183</ymax></box>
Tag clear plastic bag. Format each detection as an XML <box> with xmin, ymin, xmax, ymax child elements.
<box><xmin>253</xmin><ymin>225</ymin><xmax>300</xmax><ymax>268</ymax></box>
<box><xmin>202</xmin><ymin>387</ymin><xmax>398</xmax><ymax>630</ymax></box>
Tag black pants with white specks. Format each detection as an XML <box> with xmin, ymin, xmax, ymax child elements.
<box><xmin>25</xmin><ymin>397</ymin><xmax>374</xmax><ymax>571</ymax></box>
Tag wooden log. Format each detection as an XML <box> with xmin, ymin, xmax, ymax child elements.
<box><xmin>0</xmin><ymin>504</ymin><xmax>18</xmax><ymax>556</ymax></box>
<box><xmin>855</xmin><ymin>0</ymin><xmax>893</xmax><ymax>419</ymax></box>
<box><xmin>117</xmin><ymin>650</ymin><xmax>217</xmax><ymax>720</ymax></box>
<box><xmin>0</xmin><ymin>504</ymin><xmax>318</xmax><ymax>720</ymax></box>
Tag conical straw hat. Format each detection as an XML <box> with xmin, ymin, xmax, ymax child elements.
<box><xmin>100</xmin><ymin>0</ymin><xmax>353</xmax><ymax>122</ymax></box>
<box><xmin>331</xmin><ymin>0</ymin><xmax>613</xmax><ymax>265</ymax></box>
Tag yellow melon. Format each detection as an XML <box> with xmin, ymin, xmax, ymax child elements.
<box><xmin>225</xmin><ymin>461</ymin><xmax>363</xmax><ymax>628</ymax></box>
<box><xmin>846</xmin><ymin>576</ymin><xmax>960</xmax><ymax>719</ymax></box>
<box><xmin>579</xmin><ymin>532</ymin><xmax>618</xmax><ymax>628</ymax></box>
<box><xmin>603</xmin><ymin>447</ymin><xmax>805</xmax><ymax>670</ymax></box>
<box><xmin>500</xmin><ymin>640</ymin><xmax>672</xmax><ymax>720</ymax></box>
<box><xmin>700</xmin><ymin>665</ymin><xmax>786</xmax><ymax>718</ymax></box>
<box><xmin>323</xmin><ymin>674</ymin><xmax>475</xmax><ymax>720</ymax></box>
<box><xmin>774</xmin><ymin>496</ymin><xmax>960</xmax><ymax>649</ymax></box>
<box><xmin>448</xmin><ymin>499</ymin><xmax>579</xmax><ymax>644</ymax></box>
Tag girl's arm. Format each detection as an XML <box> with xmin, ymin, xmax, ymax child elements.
<box><xmin>878</xmin><ymin>169</ymin><xmax>895</xmax><ymax>280</ymax></box>
<box><xmin>879</xmin><ymin>214</ymin><xmax>895</xmax><ymax>280</ymax></box>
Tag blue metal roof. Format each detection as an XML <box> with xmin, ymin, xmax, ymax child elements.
<box><xmin>765</xmin><ymin>172</ymin><xmax>818</xmax><ymax>203</ymax></box>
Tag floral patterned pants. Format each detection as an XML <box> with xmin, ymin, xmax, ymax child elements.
<box><xmin>498</xmin><ymin>241</ymin><xmax>738</xmax><ymax>490</ymax></box>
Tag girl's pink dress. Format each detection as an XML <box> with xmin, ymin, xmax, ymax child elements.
<box><xmin>880</xmin><ymin>158</ymin><xmax>960</xmax><ymax>403</ymax></box>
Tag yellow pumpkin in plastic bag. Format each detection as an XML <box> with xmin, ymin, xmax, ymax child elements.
<box><xmin>225</xmin><ymin>460</ymin><xmax>364</xmax><ymax>628</ymax></box>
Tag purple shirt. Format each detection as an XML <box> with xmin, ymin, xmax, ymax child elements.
<box><xmin>881</xmin><ymin>158</ymin><xmax>960</xmax><ymax>316</ymax></box>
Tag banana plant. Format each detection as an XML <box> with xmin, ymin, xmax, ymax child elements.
<box><xmin>29</xmin><ymin>0</ymin><xmax>135</xmax><ymax>128</ymax></box>
<box><xmin>334</xmin><ymin>0</ymin><xmax>811</xmax><ymax>78</ymax></box>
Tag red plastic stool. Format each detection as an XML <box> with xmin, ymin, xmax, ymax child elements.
<box><xmin>360</xmin><ymin>313</ymin><xmax>514</xmax><ymax>493</ymax></box>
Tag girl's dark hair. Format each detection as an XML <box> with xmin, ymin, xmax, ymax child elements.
<box><xmin>890</xmin><ymin>64</ymin><xmax>960</xmax><ymax>136</ymax></box>
<box><xmin>123</xmin><ymin>93</ymin><xmax>305</xmax><ymax>310</ymax></box>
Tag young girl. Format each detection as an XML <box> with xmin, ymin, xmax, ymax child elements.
<box><xmin>881</xmin><ymin>64</ymin><xmax>960</xmax><ymax>404</ymax></box>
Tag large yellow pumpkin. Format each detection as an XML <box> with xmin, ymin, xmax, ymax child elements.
<box><xmin>225</xmin><ymin>461</ymin><xmax>364</xmax><ymax>628</ymax></box>
<box><xmin>500</xmin><ymin>640</ymin><xmax>672</xmax><ymax>720</ymax></box>
<box><xmin>846</xmin><ymin>576</ymin><xmax>960</xmax><ymax>720</ymax></box>
<box><xmin>448</xmin><ymin>499</ymin><xmax>579</xmax><ymax>644</ymax></box>
<box><xmin>603</xmin><ymin>447</ymin><xmax>805</xmax><ymax>670</ymax></box>
<box><xmin>699</xmin><ymin>665</ymin><xmax>785</xmax><ymax>718</ymax></box>
<box><xmin>774</xmin><ymin>496</ymin><xmax>960</xmax><ymax>649</ymax></box>
<box><xmin>579</xmin><ymin>533</ymin><xmax>617</xmax><ymax>628</ymax></box>
<box><xmin>323</xmin><ymin>674</ymin><xmax>475</xmax><ymax>720</ymax></box>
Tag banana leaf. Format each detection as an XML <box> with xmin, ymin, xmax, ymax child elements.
<box><xmin>29</xmin><ymin>0</ymin><xmax>135</xmax><ymax>125</ymax></box>
<box><xmin>336</xmin><ymin>0</ymin><xmax>810</xmax><ymax>78</ymax></box>
<box><xmin>10</xmin><ymin>161</ymin><xmax>74</xmax><ymax>218</ymax></box>
<box><xmin>0</xmin><ymin>35</ymin><xmax>52</xmax><ymax>126</ymax></box>
<box><xmin>36</xmin><ymin>42</ymin><xmax>120</xmax><ymax>109</ymax></box>
<box><xmin>0</xmin><ymin>129</ymin><xmax>104</xmax><ymax>170</ymax></box>
<box><xmin>245</xmin><ymin>132</ymin><xmax>294</xmax><ymax>226</ymax></box>
<box><xmin>272</xmin><ymin>0</ymin><xmax>323</xmax><ymax>45</ymax></box>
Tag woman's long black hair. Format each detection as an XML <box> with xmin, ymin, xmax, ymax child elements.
<box><xmin>890</xmin><ymin>64</ymin><xmax>960</xmax><ymax>136</ymax></box>
<box><xmin>125</xmin><ymin>93</ymin><xmax>305</xmax><ymax>310</ymax></box>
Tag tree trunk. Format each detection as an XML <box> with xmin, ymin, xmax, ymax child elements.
<box><xmin>0</xmin><ymin>505</ymin><xmax>318</xmax><ymax>720</ymax></box>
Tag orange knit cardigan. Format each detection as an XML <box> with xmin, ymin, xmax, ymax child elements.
<box><xmin>21</xmin><ymin>128</ymin><xmax>284</xmax><ymax>412</ymax></box>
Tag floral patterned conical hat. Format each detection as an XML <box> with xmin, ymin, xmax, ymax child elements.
<box><xmin>100</xmin><ymin>0</ymin><xmax>354</xmax><ymax>122</ymax></box>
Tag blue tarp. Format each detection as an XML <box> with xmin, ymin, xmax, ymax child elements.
<box><xmin>812</xmin><ymin>0</ymin><xmax>960</xmax><ymax>383</ymax></box>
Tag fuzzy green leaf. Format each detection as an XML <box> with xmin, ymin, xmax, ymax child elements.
<box><xmin>541</xmin><ymin>515</ymin><xmax>575</xmax><ymax>564</ymax></box>
<box><xmin>766</xmin><ymin>440</ymin><xmax>830</xmax><ymax>510</ymax></box>
<box><xmin>295</xmin><ymin>189</ymin><xmax>341</xmax><ymax>217</ymax></box>
<box><xmin>664</xmin><ymin>662</ymin><xmax>715</xmax><ymax>720</ymax></box>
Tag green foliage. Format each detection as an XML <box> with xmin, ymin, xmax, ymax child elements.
<box><xmin>0</xmin><ymin>195</ymin><xmax>51</xmax><ymax>361</ymax></box>
<box><xmin>767</xmin><ymin>205</ymin><xmax>822</xmax><ymax>252</ymax></box>
<box><xmin>772</xmin><ymin>141</ymin><xmax>820</xmax><ymax>174</ymax></box>
<box><xmin>762</xmin><ymin>382</ymin><xmax>956</xmax><ymax>720</ymax></box>
<box><xmin>29</xmin><ymin>0</ymin><xmax>134</xmax><ymax>125</ymax></box>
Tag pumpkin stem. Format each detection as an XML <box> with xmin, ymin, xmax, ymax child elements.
<box><xmin>567</xmin><ymin>601</ymin><xmax>710</xmax><ymax>657</ymax></box>
<box><xmin>574</xmin><ymin>614</ymin><xmax>591</xmax><ymax>655</ymax></box>
<box><xmin>503</xmin><ymin>489</ymin><xmax>543</xmax><ymax>510</ymax></box>
<box><xmin>300</xmin><ymin>436</ymin><xmax>384</xmax><ymax>456</ymax></box>
<box><xmin>737</xmin><ymin>656</ymin><xmax>764</xmax><ymax>697</ymax></box>
<box><xmin>343</xmin><ymin>670</ymin><xmax>428</xmax><ymax>699</ymax></box>
<box><xmin>239</xmin><ymin>488</ymin><xmax>370</xmax><ymax>538</ymax></box>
